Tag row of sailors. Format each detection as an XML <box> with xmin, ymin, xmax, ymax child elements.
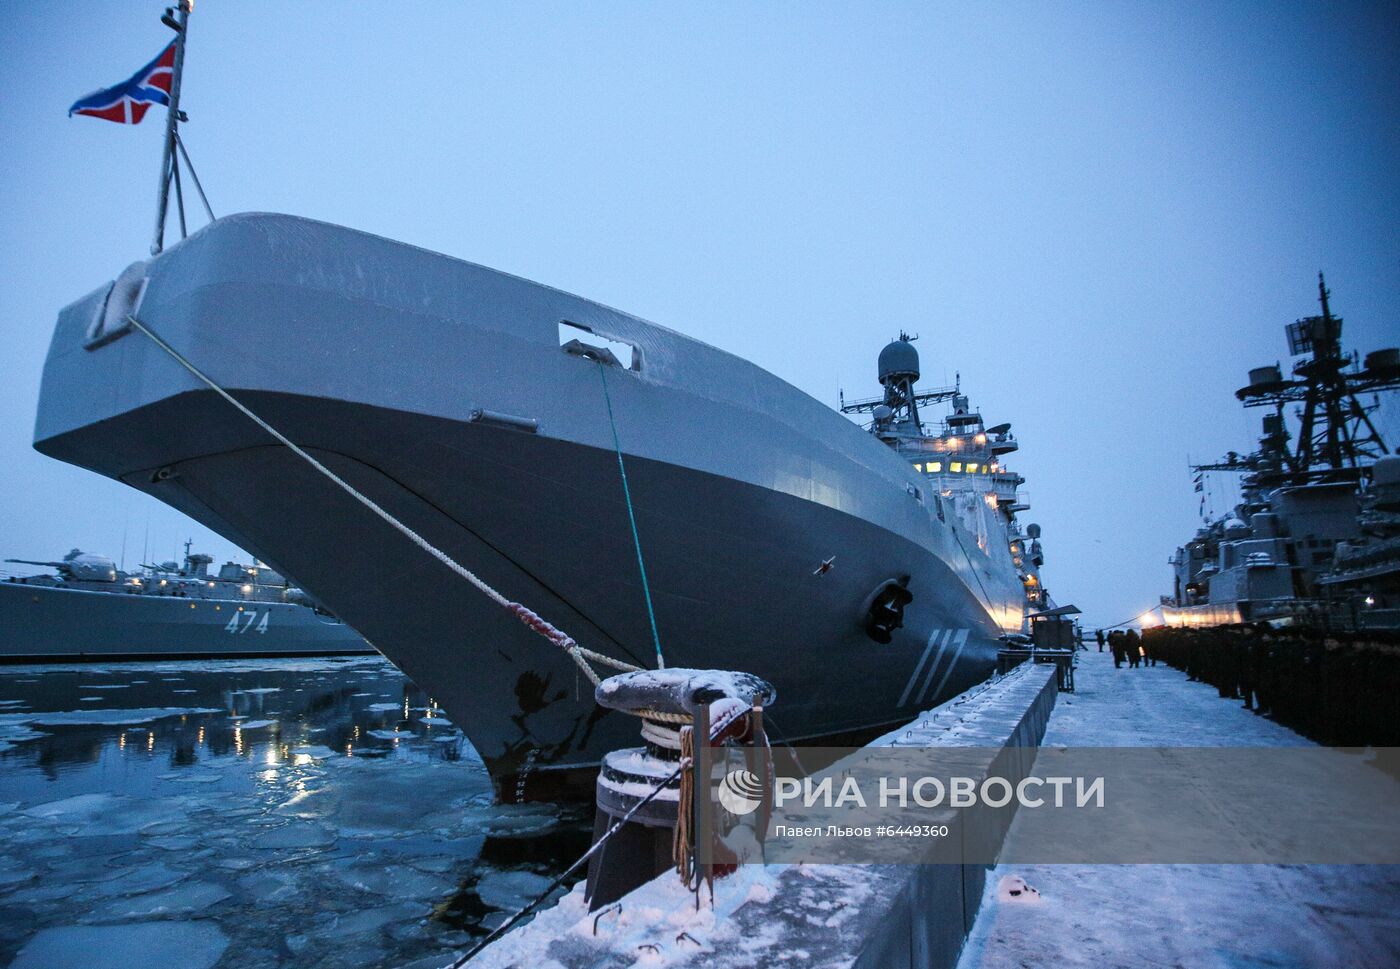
<box><xmin>1141</xmin><ymin>624</ymin><xmax>1400</xmax><ymax>748</ymax></box>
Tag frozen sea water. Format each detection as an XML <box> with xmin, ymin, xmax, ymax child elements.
<box><xmin>10</xmin><ymin>921</ymin><xmax>230</xmax><ymax>969</ymax></box>
<box><xmin>0</xmin><ymin>656</ymin><xmax>589</xmax><ymax>968</ymax></box>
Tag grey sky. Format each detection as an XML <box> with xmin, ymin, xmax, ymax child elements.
<box><xmin>1</xmin><ymin>2</ymin><xmax>1396</xmax><ymax>627</ymax></box>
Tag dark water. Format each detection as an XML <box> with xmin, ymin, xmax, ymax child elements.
<box><xmin>0</xmin><ymin>656</ymin><xmax>590</xmax><ymax>969</ymax></box>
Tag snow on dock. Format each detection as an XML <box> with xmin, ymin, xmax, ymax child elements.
<box><xmin>468</xmin><ymin>664</ymin><xmax>1058</xmax><ymax>968</ymax></box>
<box><xmin>957</xmin><ymin>649</ymin><xmax>1400</xmax><ymax>969</ymax></box>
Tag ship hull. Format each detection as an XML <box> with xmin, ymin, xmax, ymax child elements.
<box><xmin>32</xmin><ymin>214</ymin><xmax>1028</xmax><ymax>797</ymax></box>
<box><xmin>0</xmin><ymin>580</ymin><xmax>371</xmax><ymax>662</ymax></box>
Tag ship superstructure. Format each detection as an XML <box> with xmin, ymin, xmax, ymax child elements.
<box><xmin>1163</xmin><ymin>275</ymin><xmax>1400</xmax><ymax>629</ymax></box>
<box><xmin>841</xmin><ymin>334</ymin><xmax>1051</xmax><ymax>617</ymax></box>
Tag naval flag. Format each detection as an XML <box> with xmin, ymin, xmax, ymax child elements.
<box><xmin>69</xmin><ymin>41</ymin><xmax>176</xmax><ymax>124</ymax></box>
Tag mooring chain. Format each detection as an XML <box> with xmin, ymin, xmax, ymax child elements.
<box><xmin>123</xmin><ymin>314</ymin><xmax>641</xmax><ymax>685</ymax></box>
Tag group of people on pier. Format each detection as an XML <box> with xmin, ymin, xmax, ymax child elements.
<box><xmin>1139</xmin><ymin>624</ymin><xmax>1400</xmax><ymax>747</ymax></box>
<box><xmin>1093</xmin><ymin>628</ymin><xmax>1156</xmax><ymax>669</ymax></box>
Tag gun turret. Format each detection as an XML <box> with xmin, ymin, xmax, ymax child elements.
<box><xmin>6</xmin><ymin>550</ymin><xmax>118</xmax><ymax>582</ymax></box>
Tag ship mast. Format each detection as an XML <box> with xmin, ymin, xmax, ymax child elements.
<box><xmin>151</xmin><ymin>1</ymin><xmax>214</xmax><ymax>255</ymax></box>
<box><xmin>1287</xmin><ymin>273</ymin><xmax>1391</xmax><ymax>475</ymax></box>
<box><xmin>839</xmin><ymin>332</ymin><xmax>958</xmax><ymax>433</ymax></box>
<box><xmin>1195</xmin><ymin>275</ymin><xmax>1400</xmax><ymax>492</ymax></box>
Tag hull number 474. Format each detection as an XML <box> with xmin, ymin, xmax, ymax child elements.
<box><xmin>225</xmin><ymin>610</ymin><xmax>269</xmax><ymax>634</ymax></box>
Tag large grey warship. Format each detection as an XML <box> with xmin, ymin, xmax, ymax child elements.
<box><xmin>30</xmin><ymin>213</ymin><xmax>1054</xmax><ymax>797</ymax></box>
<box><xmin>1163</xmin><ymin>275</ymin><xmax>1400</xmax><ymax>630</ymax></box>
<box><xmin>1</xmin><ymin>542</ymin><xmax>371</xmax><ymax>660</ymax></box>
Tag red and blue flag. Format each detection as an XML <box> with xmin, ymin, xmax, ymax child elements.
<box><xmin>69</xmin><ymin>41</ymin><xmax>176</xmax><ymax>124</ymax></box>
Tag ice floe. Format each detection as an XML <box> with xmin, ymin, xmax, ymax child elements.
<box><xmin>9</xmin><ymin>922</ymin><xmax>229</xmax><ymax>969</ymax></box>
<box><xmin>336</xmin><ymin>863</ymin><xmax>453</xmax><ymax>898</ymax></box>
<box><xmin>292</xmin><ymin>745</ymin><xmax>340</xmax><ymax>760</ymax></box>
<box><xmin>0</xmin><ymin>719</ymin><xmax>47</xmax><ymax>752</ymax></box>
<box><xmin>22</xmin><ymin>707</ymin><xmax>222</xmax><ymax>726</ymax></box>
<box><xmin>86</xmin><ymin>880</ymin><xmax>232</xmax><ymax>921</ymax></box>
<box><xmin>92</xmin><ymin>861</ymin><xmax>187</xmax><ymax>898</ymax></box>
<box><xmin>22</xmin><ymin>793</ymin><xmax>190</xmax><ymax>836</ymax></box>
<box><xmin>474</xmin><ymin>869</ymin><xmax>555</xmax><ymax>910</ymax></box>
<box><xmin>250</xmin><ymin>822</ymin><xmax>336</xmax><ymax>849</ymax></box>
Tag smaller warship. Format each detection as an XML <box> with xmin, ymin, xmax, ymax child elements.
<box><xmin>1</xmin><ymin>541</ymin><xmax>372</xmax><ymax>660</ymax></box>
<box><xmin>1163</xmin><ymin>275</ymin><xmax>1400</xmax><ymax>630</ymax></box>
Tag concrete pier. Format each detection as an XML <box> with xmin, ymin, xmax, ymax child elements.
<box><xmin>956</xmin><ymin>649</ymin><xmax>1400</xmax><ymax>968</ymax></box>
<box><xmin>469</xmin><ymin>663</ymin><xmax>1058</xmax><ymax>968</ymax></box>
<box><xmin>465</xmin><ymin>647</ymin><xmax>1400</xmax><ymax>969</ymax></box>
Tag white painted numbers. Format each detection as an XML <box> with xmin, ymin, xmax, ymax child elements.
<box><xmin>898</xmin><ymin>628</ymin><xmax>970</xmax><ymax>707</ymax></box>
<box><xmin>224</xmin><ymin>610</ymin><xmax>270</xmax><ymax>634</ymax></box>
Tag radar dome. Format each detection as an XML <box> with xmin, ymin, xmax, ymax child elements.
<box><xmin>878</xmin><ymin>337</ymin><xmax>920</xmax><ymax>386</ymax></box>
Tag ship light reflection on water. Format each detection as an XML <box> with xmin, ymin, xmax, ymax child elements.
<box><xmin>0</xmin><ymin>656</ymin><xmax>589</xmax><ymax>967</ymax></box>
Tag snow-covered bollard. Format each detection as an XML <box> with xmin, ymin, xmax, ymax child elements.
<box><xmin>585</xmin><ymin>668</ymin><xmax>775</xmax><ymax>910</ymax></box>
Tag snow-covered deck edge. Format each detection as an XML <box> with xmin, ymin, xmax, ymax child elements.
<box><xmin>465</xmin><ymin>664</ymin><xmax>1058</xmax><ymax>969</ymax></box>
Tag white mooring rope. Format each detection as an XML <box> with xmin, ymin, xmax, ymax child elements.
<box><xmin>124</xmin><ymin>314</ymin><xmax>643</xmax><ymax>685</ymax></box>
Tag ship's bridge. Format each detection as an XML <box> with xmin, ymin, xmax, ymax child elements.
<box><xmin>843</xmin><ymin>337</ymin><xmax>1027</xmax><ymax>513</ymax></box>
<box><xmin>896</xmin><ymin>422</ymin><xmax>1030</xmax><ymax>515</ymax></box>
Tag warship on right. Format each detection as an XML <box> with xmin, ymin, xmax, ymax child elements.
<box><xmin>1163</xmin><ymin>274</ymin><xmax>1400</xmax><ymax>631</ymax></box>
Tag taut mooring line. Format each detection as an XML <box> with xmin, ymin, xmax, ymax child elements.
<box><xmin>597</xmin><ymin>360</ymin><xmax>666</xmax><ymax>670</ymax></box>
<box><xmin>124</xmin><ymin>313</ymin><xmax>641</xmax><ymax>682</ymax></box>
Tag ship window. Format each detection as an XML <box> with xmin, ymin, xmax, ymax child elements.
<box><xmin>950</xmin><ymin>462</ymin><xmax>963</xmax><ymax>473</ymax></box>
<box><xmin>559</xmin><ymin>321</ymin><xmax>640</xmax><ymax>371</ymax></box>
<box><xmin>914</xmin><ymin>463</ymin><xmax>923</xmax><ymax>473</ymax></box>
<box><xmin>965</xmin><ymin>463</ymin><xmax>979</xmax><ymax>474</ymax></box>
<box><xmin>928</xmin><ymin>461</ymin><xmax>942</xmax><ymax>473</ymax></box>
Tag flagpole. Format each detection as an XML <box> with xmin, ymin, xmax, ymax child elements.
<box><xmin>151</xmin><ymin>0</ymin><xmax>193</xmax><ymax>256</ymax></box>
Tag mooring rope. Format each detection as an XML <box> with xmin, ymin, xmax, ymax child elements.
<box><xmin>596</xmin><ymin>361</ymin><xmax>666</xmax><ymax>670</ymax></box>
<box><xmin>673</xmin><ymin>724</ymin><xmax>696</xmax><ymax>884</ymax></box>
<box><xmin>124</xmin><ymin>314</ymin><xmax>642</xmax><ymax>685</ymax></box>
<box><xmin>449</xmin><ymin>757</ymin><xmax>689</xmax><ymax>967</ymax></box>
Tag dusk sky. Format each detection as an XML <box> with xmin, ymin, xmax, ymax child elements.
<box><xmin>1</xmin><ymin>2</ymin><xmax>1396</xmax><ymax>629</ymax></box>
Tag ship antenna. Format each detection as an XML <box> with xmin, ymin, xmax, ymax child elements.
<box><xmin>1317</xmin><ymin>271</ymin><xmax>1331</xmax><ymax>321</ymax></box>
